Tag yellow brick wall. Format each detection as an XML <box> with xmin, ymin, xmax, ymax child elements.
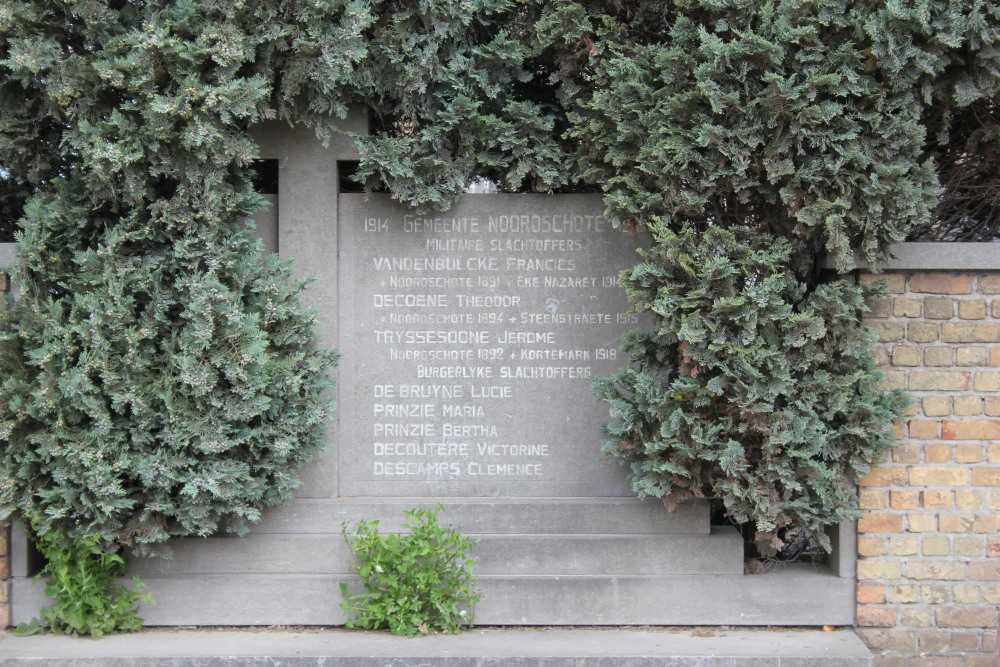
<box><xmin>857</xmin><ymin>270</ymin><xmax>999</xmax><ymax>667</ymax></box>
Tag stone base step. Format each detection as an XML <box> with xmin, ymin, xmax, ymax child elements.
<box><xmin>0</xmin><ymin>627</ymin><xmax>874</xmax><ymax>666</ymax></box>
<box><xmin>125</xmin><ymin>526</ymin><xmax>744</xmax><ymax>577</ymax></box>
<box><xmin>255</xmin><ymin>496</ymin><xmax>711</xmax><ymax>535</ymax></box>
<box><xmin>11</xmin><ymin>564</ymin><xmax>856</xmax><ymax>627</ymax></box>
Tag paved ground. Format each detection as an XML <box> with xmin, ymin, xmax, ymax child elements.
<box><xmin>0</xmin><ymin>626</ymin><xmax>873</xmax><ymax>666</ymax></box>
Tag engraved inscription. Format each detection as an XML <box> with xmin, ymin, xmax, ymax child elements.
<box><xmin>340</xmin><ymin>195</ymin><xmax>643</xmax><ymax>497</ymax></box>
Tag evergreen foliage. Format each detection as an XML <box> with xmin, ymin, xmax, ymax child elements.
<box><xmin>556</xmin><ymin>0</ymin><xmax>937</xmax><ymax>270</ymax></box>
<box><xmin>0</xmin><ymin>1</ymin><xmax>337</xmax><ymax>554</ymax></box>
<box><xmin>594</xmin><ymin>224</ymin><xmax>909</xmax><ymax>552</ymax></box>
<box><xmin>347</xmin><ymin>1</ymin><xmax>578</xmax><ymax>208</ymax></box>
<box><xmin>866</xmin><ymin>0</ymin><xmax>1000</xmax><ymax>241</ymax></box>
<box><xmin>0</xmin><ymin>171</ymin><xmax>26</xmax><ymax>242</ymax></box>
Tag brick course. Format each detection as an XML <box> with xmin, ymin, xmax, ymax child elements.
<box><xmin>860</xmin><ymin>270</ymin><xmax>1000</xmax><ymax>666</ymax></box>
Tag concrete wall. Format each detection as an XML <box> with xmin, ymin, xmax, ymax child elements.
<box><xmin>855</xmin><ymin>244</ymin><xmax>1000</xmax><ymax>667</ymax></box>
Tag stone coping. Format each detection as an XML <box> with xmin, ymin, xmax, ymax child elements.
<box><xmin>826</xmin><ymin>242</ymin><xmax>1000</xmax><ymax>271</ymax></box>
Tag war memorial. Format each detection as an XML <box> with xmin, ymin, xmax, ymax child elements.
<box><xmin>9</xmin><ymin>118</ymin><xmax>855</xmax><ymax>628</ymax></box>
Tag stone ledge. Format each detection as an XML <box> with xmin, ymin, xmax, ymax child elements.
<box><xmin>12</xmin><ymin>565</ymin><xmax>858</xmax><ymax>627</ymax></box>
<box><xmin>826</xmin><ymin>242</ymin><xmax>1000</xmax><ymax>271</ymax></box>
<box><xmin>0</xmin><ymin>627</ymin><xmax>874</xmax><ymax>666</ymax></box>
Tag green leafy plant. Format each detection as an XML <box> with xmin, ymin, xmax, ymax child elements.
<box><xmin>16</xmin><ymin>530</ymin><xmax>153</xmax><ymax>639</ymax></box>
<box><xmin>340</xmin><ymin>506</ymin><xmax>480</xmax><ymax>636</ymax></box>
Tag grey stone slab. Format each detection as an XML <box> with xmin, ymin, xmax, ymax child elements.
<box><xmin>0</xmin><ymin>242</ymin><xmax>18</xmax><ymax>298</ymax></box>
<box><xmin>470</xmin><ymin>528</ymin><xmax>743</xmax><ymax>576</ymax></box>
<box><xmin>12</xmin><ymin>575</ymin><xmax>343</xmax><ymax>627</ymax></box>
<box><xmin>124</xmin><ymin>534</ymin><xmax>343</xmax><ymax>577</ymax></box>
<box><xmin>9</xmin><ymin>523</ymin><xmax>35</xmax><ymax>578</ymax></box>
<box><xmin>337</xmin><ymin>193</ymin><xmax>646</xmax><ymax>498</ymax></box>
<box><xmin>0</xmin><ymin>242</ymin><xmax>15</xmax><ymax>267</ymax></box>
<box><xmin>825</xmin><ymin>241</ymin><xmax>1000</xmax><ymax>271</ymax></box>
<box><xmin>124</xmin><ymin>528</ymin><xmax>742</xmax><ymax>577</ymax></box>
<box><xmin>249</xmin><ymin>194</ymin><xmax>278</xmax><ymax>255</ymax></box>
<box><xmin>252</xmin><ymin>497</ymin><xmax>711</xmax><ymax>536</ymax></box>
<box><xmin>13</xmin><ymin>565</ymin><xmax>854</xmax><ymax>627</ymax></box>
<box><xmin>828</xmin><ymin>520</ymin><xmax>856</xmax><ymax>578</ymax></box>
<box><xmin>473</xmin><ymin>567</ymin><xmax>856</xmax><ymax>626</ymax></box>
<box><xmin>0</xmin><ymin>627</ymin><xmax>873</xmax><ymax>666</ymax></box>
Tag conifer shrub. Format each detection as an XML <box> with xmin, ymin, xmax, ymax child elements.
<box><xmin>554</xmin><ymin>0</ymin><xmax>939</xmax><ymax>271</ymax></box>
<box><xmin>864</xmin><ymin>0</ymin><xmax>1000</xmax><ymax>241</ymax></box>
<box><xmin>0</xmin><ymin>0</ymin><xmax>338</xmax><ymax>555</ymax></box>
<box><xmin>347</xmin><ymin>1</ymin><xmax>578</xmax><ymax>210</ymax></box>
<box><xmin>0</xmin><ymin>207</ymin><xmax>336</xmax><ymax>553</ymax></box>
<box><xmin>594</xmin><ymin>223</ymin><xmax>910</xmax><ymax>553</ymax></box>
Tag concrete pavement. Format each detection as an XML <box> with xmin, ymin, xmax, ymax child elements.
<box><xmin>0</xmin><ymin>626</ymin><xmax>873</xmax><ymax>666</ymax></box>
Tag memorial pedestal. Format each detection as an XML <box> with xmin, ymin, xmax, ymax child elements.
<box><xmin>12</xmin><ymin>497</ymin><xmax>855</xmax><ymax>626</ymax></box>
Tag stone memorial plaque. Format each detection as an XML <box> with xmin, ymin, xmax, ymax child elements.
<box><xmin>338</xmin><ymin>194</ymin><xmax>642</xmax><ymax>497</ymax></box>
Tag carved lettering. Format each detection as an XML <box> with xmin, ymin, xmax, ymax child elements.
<box><xmin>470</xmin><ymin>385</ymin><xmax>513</xmax><ymax>398</ymax></box>
<box><xmin>442</xmin><ymin>405</ymin><xmax>485</xmax><ymax>418</ymax></box>
<box><xmin>340</xmin><ymin>196</ymin><xmax>643</xmax><ymax>491</ymax></box>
